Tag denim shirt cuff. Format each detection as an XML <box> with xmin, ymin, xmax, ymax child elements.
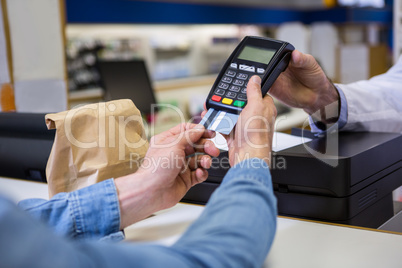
<box><xmin>69</xmin><ymin>178</ymin><xmax>122</xmax><ymax>240</ymax></box>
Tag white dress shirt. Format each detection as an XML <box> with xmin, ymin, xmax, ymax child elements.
<box><xmin>311</xmin><ymin>56</ymin><xmax>402</xmax><ymax>133</ymax></box>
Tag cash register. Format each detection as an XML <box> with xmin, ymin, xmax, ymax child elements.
<box><xmin>182</xmin><ymin>130</ymin><xmax>402</xmax><ymax>228</ymax></box>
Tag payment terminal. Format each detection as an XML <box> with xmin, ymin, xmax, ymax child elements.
<box><xmin>200</xmin><ymin>36</ymin><xmax>294</xmax><ymax>134</ymax></box>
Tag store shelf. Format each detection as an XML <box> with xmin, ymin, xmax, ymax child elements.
<box><xmin>303</xmin><ymin>7</ymin><xmax>392</xmax><ymax>24</ymax></box>
<box><xmin>153</xmin><ymin>74</ymin><xmax>216</xmax><ymax>92</ymax></box>
<box><xmin>69</xmin><ymin>87</ymin><xmax>103</xmax><ymax>101</ymax></box>
<box><xmin>66</xmin><ymin>0</ymin><xmax>301</xmax><ymax>24</ymax></box>
<box><xmin>65</xmin><ymin>0</ymin><xmax>392</xmax><ymax>25</ymax></box>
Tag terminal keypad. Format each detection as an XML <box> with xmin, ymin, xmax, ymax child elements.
<box><xmin>212</xmin><ymin>64</ymin><xmax>265</xmax><ymax>108</ymax></box>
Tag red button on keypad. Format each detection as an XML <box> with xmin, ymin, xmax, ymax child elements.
<box><xmin>211</xmin><ymin>95</ymin><xmax>222</xmax><ymax>102</ymax></box>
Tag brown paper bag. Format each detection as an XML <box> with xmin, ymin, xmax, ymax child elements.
<box><xmin>45</xmin><ymin>99</ymin><xmax>149</xmax><ymax>197</ymax></box>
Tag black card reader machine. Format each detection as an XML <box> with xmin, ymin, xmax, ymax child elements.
<box><xmin>200</xmin><ymin>36</ymin><xmax>294</xmax><ymax>135</ymax></box>
<box><xmin>206</xmin><ymin>36</ymin><xmax>294</xmax><ymax>114</ymax></box>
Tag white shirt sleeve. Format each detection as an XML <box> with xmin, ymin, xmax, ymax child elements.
<box><xmin>309</xmin><ymin>84</ymin><xmax>347</xmax><ymax>134</ymax></box>
<box><xmin>336</xmin><ymin>56</ymin><xmax>402</xmax><ymax>133</ymax></box>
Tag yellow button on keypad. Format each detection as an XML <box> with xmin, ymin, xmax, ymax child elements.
<box><xmin>222</xmin><ymin>98</ymin><xmax>233</xmax><ymax>105</ymax></box>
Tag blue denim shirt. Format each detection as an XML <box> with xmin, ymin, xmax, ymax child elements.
<box><xmin>18</xmin><ymin>178</ymin><xmax>125</xmax><ymax>242</ymax></box>
<box><xmin>0</xmin><ymin>158</ymin><xmax>277</xmax><ymax>268</ymax></box>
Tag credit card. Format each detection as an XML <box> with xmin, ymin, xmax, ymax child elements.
<box><xmin>199</xmin><ymin>108</ymin><xmax>239</xmax><ymax>135</ymax></box>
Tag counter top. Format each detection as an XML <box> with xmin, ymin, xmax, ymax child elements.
<box><xmin>1</xmin><ymin>177</ymin><xmax>401</xmax><ymax>267</ymax></box>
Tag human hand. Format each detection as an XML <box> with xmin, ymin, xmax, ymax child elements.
<box><xmin>226</xmin><ymin>76</ymin><xmax>277</xmax><ymax>166</ymax></box>
<box><xmin>115</xmin><ymin>123</ymin><xmax>220</xmax><ymax>228</ymax></box>
<box><xmin>201</xmin><ymin>76</ymin><xmax>277</xmax><ymax>167</ymax></box>
<box><xmin>269</xmin><ymin>50</ymin><xmax>340</xmax><ymax>122</ymax></box>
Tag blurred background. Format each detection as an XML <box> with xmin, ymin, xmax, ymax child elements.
<box><xmin>1</xmin><ymin>0</ymin><xmax>399</xmax><ymax>124</ymax></box>
<box><xmin>60</xmin><ymin>0</ymin><xmax>398</xmax><ymax>130</ymax></box>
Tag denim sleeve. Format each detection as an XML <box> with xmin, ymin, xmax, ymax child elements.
<box><xmin>0</xmin><ymin>158</ymin><xmax>277</xmax><ymax>268</ymax></box>
<box><xmin>170</xmin><ymin>157</ymin><xmax>277</xmax><ymax>267</ymax></box>
<box><xmin>18</xmin><ymin>178</ymin><xmax>122</xmax><ymax>241</ymax></box>
<box><xmin>309</xmin><ymin>84</ymin><xmax>348</xmax><ymax>134</ymax></box>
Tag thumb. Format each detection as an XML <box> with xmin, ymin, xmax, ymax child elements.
<box><xmin>291</xmin><ymin>50</ymin><xmax>318</xmax><ymax>71</ymax></box>
<box><xmin>178</xmin><ymin>125</ymin><xmax>205</xmax><ymax>148</ymax></box>
<box><xmin>247</xmin><ymin>75</ymin><xmax>262</xmax><ymax>102</ymax></box>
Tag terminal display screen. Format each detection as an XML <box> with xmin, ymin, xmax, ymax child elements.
<box><xmin>237</xmin><ymin>46</ymin><xmax>276</xmax><ymax>65</ymax></box>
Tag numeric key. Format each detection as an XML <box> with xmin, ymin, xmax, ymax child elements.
<box><xmin>225</xmin><ymin>70</ymin><xmax>236</xmax><ymax>77</ymax></box>
<box><xmin>221</xmin><ymin>76</ymin><xmax>232</xmax><ymax>83</ymax></box>
<box><xmin>233</xmin><ymin>79</ymin><xmax>244</xmax><ymax>86</ymax></box>
<box><xmin>226</xmin><ymin>92</ymin><xmax>237</xmax><ymax>98</ymax></box>
<box><xmin>229</xmin><ymin>85</ymin><xmax>240</xmax><ymax>92</ymax></box>
<box><xmin>236</xmin><ymin>73</ymin><xmax>248</xmax><ymax>80</ymax></box>
<box><xmin>218</xmin><ymin>82</ymin><xmax>229</xmax><ymax>90</ymax></box>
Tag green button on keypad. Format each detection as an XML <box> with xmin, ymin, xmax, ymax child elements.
<box><xmin>233</xmin><ymin>100</ymin><xmax>245</xmax><ymax>107</ymax></box>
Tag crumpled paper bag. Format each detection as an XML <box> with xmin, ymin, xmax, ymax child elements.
<box><xmin>45</xmin><ymin>99</ymin><xmax>149</xmax><ymax>197</ymax></box>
